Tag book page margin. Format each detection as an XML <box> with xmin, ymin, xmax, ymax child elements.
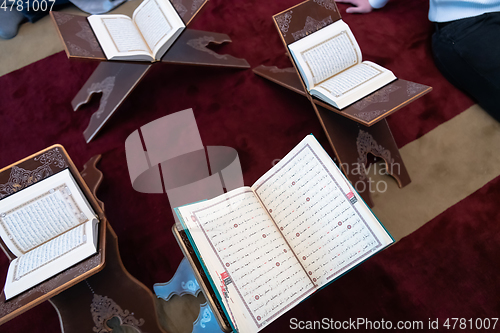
<box><xmin>177</xmin><ymin>188</ymin><xmax>316</xmax><ymax>331</ymax></box>
<box><xmin>87</xmin><ymin>14</ymin><xmax>153</xmax><ymax>60</ymax></box>
<box><xmin>288</xmin><ymin>20</ymin><xmax>362</xmax><ymax>90</ymax></box>
<box><xmin>0</xmin><ymin>169</ymin><xmax>96</xmax><ymax>257</ymax></box>
<box><xmin>253</xmin><ymin>135</ymin><xmax>393</xmax><ymax>285</ymax></box>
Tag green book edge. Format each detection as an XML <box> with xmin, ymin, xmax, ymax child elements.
<box><xmin>174</xmin><ymin>205</ymin><xmax>237</xmax><ymax>332</ymax></box>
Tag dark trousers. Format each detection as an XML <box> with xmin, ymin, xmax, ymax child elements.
<box><xmin>432</xmin><ymin>12</ymin><xmax>500</xmax><ymax>121</ymax></box>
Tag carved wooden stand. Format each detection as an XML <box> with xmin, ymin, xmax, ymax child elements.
<box><xmin>50</xmin><ymin>226</ymin><xmax>164</xmax><ymax>333</ymax></box>
<box><xmin>256</xmin><ymin>0</ymin><xmax>432</xmax><ymax>207</ymax></box>
<box><xmin>0</xmin><ymin>149</ymin><xmax>164</xmax><ymax>333</ymax></box>
<box><xmin>49</xmin><ymin>156</ymin><xmax>166</xmax><ymax>333</ymax></box>
<box><xmin>51</xmin><ymin>0</ymin><xmax>250</xmax><ymax>143</ymax></box>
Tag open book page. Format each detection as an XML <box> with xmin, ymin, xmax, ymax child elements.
<box><xmin>316</xmin><ymin>62</ymin><xmax>384</xmax><ymax>98</ymax></box>
<box><xmin>288</xmin><ymin>19</ymin><xmax>396</xmax><ymax>109</ymax></box>
<box><xmin>0</xmin><ymin>169</ymin><xmax>97</xmax><ymax>258</ymax></box>
<box><xmin>87</xmin><ymin>14</ymin><xmax>153</xmax><ymax>61</ymax></box>
<box><xmin>177</xmin><ymin>187</ymin><xmax>315</xmax><ymax>333</ymax></box>
<box><xmin>133</xmin><ymin>0</ymin><xmax>185</xmax><ymax>60</ymax></box>
<box><xmin>4</xmin><ymin>219</ymin><xmax>99</xmax><ymax>299</ymax></box>
<box><xmin>312</xmin><ymin>60</ymin><xmax>396</xmax><ymax>109</ymax></box>
<box><xmin>288</xmin><ymin>19</ymin><xmax>362</xmax><ymax>91</ymax></box>
<box><xmin>252</xmin><ymin>135</ymin><xmax>393</xmax><ymax>288</ymax></box>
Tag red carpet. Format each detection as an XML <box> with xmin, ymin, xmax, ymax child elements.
<box><xmin>0</xmin><ymin>0</ymin><xmax>483</xmax><ymax>331</ymax></box>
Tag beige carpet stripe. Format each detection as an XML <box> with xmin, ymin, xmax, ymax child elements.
<box><xmin>371</xmin><ymin>104</ymin><xmax>500</xmax><ymax>241</ymax></box>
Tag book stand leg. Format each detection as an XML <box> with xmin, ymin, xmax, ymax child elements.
<box><xmin>154</xmin><ymin>258</ymin><xmax>226</xmax><ymax>333</ymax></box>
<box><xmin>49</xmin><ymin>156</ymin><xmax>166</xmax><ymax>333</ymax></box>
<box><xmin>49</xmin><ymin>225</ymin><xmax>165</xmax><ymax>333</ymax></box>
<box><xmin>313</xmin><ymin>104</ymin><xmax>410</xmax><ymax>207</ymax></box>
<box><xmin>73</xmin><ymin>29</ymin><xmax>250</xmax><ymax>143</ymax></box>
<box><xmin>162</xmin><ymin>29</ymin><xmax>251</xmax><ymax>68</ymax></box>
<box><xmin>72</xmin><ymin>62</ymin><xmax>152</xmax><ymax>143</ymax></box>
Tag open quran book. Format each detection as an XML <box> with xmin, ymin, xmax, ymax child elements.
<box><xmin>87</xmin><ymin>0</ymin><xmax>185</xmax><ymax>62</ymax></box>
<box><xmin>288</xmin><ymin>19</ymin><xmax>396</xmax><ymax>110</ymax></box>
<box><xmin>0</xmin><ymin>169</ymin><xmax>99</xmax><ymax>300</ymax></box>
<box><xmin>175</xmin><ymin>135</ymin><xmax>394</xmax><ymax>333</ymax></box>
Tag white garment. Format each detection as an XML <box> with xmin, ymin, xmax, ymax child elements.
<box><xmin>367</xmin><ymin>0</ymin><xmax>500</xmax><ymax>22</ymax></box>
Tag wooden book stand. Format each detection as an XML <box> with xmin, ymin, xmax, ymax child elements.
<box><xmin>253</xmin><ymin>0</ymin><xmax>432</xmax><ymax>207</ymax></box>
<box><xmin>0</xmin><ymin>150</ymin><xmax>165</xmax><ymax>333</ymax></box>
<box><xmin>0</xmin><ymin>146</ymin><xmax>107</xmax><ymax>326</ymax></box>
<box><xmin>51</xmin><ymin>0</ymin><xmax>250</xmax><ymax>143</ymax></box>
